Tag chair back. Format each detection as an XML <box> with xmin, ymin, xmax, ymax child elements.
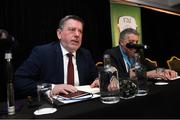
<box><xmin>96</xmin><ymin>61</ymin><xmax>103</xmax><ymax>72</ymax></box>
<box><xmin>96</xmin><ymin>61</ymin><xmax>103</xmax><ymax>67</ymax></box>
<box><xmin>167</xmin><ymin>56</ymin><xmax>180</xmax><ymax>73</ymax></box>
<box><xmin>145</xmin><ymin>58</ymin><xmax>158</xmax><ymax>68</ymax></box>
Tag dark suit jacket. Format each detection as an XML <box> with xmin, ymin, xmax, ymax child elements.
<box><xmin>14</xmin><ymin>41</ymin><xmax>98</xmax><ymax>97</ymax></box>
<box><xmin>104</xmin><ymin>46</ymin><xmax>156</xmax><ymax>79</ymax></box>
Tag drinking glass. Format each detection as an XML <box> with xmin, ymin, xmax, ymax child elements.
<box><xmin>34</xmin><ymin>83</ymin><xmax>57</xmax><ymax>115</ymax></box>
<box><xmin>154</xmin><ymin>68</ymin><xmax>169</xmax><ymax>85</ymax></box>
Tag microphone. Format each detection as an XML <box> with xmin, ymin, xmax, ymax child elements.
<box><xmin>126</xmin><ymin>43</ymin><xmax>149</xmax><ymax>50</ymax></box>
<box><xmin>0</xmin><ymin>29</ymin><xmax>18</xmax><ymax>51</ymax></box>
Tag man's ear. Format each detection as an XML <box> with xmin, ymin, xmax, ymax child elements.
<box><xmin>119</xmin><ymin>41</ymin><xmax>123</xmax><ymax>46</ymax></box>
<box><xmin>56</xmin><ymin>29</ymin><xmax>62</xmax><ymax>39</ymax></box>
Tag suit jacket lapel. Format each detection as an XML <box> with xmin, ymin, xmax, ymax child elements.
<box><xmin>54</xmin><ymin>42</ymin><xmax>64</xmax><ymax>84</ymax></box>
<box><xmin>76</xmin><ymin>51</ymin><xmax>83</xmax><ymax>85</ymax></box>
<box><xmin>114</xmin><ymin>46</ymin><xmax>128</xmax><ymax>73</ymax></box>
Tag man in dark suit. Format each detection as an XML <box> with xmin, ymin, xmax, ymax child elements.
<box><xmin>104</xmin><ymin>28</ymin><xmax>177</xmax><ymax>80</ymax></box>
<box><xmin>14</xmin><ymin>15</ymin><xmax>98</xmax><ymax>98</ymax></box>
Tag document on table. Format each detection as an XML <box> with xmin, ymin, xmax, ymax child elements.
<box><xmin>170</xmin><ymin>76</ymin><xmax>180</xmax><ymax>80</ymax></box>
<box><xmin>53</xmin><ymin>85</ymin><xmax>100</xmax><ymax>104</ymax></box>
<box><xmin>75</xmin><ymin>85</ymin><xmax>100</xmax><ymax>94</ymax></box>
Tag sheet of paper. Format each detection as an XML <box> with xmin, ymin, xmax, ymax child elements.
<box><xmin>52</xmin><ymin>85</ymin><xmax>100</xmax><ymax>104</ymax></box>
<box><xmin>75</xmin><ymin>85</ymin><xmax>100</xmax><ymax>94</ymax></box>
<box><xmin>54</xmin><ymin>94</ymin><xmax>100</xmax><ymax>104</ymax></box>
<box><xmin>170</xmin><ymin>76</ymin><xmax>180</xmax><ymax>80</ymax></box>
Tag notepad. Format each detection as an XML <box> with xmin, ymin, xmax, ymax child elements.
<box><xmin>58</xmin><ymin>90</ymin><xmax>91</xmax><ymax>99</ymax></box>
<box><xmin>75</xmin><ymin>85</ymin><xmax>100</xmax><ymax>94</ymax></box>
<box><xmin>170</xmin><ymin>76</ymin><xmax>180</xmax><ymax>80</ymax></box>
<box><xmin>52</xmin><ymin>85</ymin><xmax>100</xmax><ymax>104</ymax></box>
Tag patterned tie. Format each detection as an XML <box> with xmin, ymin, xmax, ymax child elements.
<box><xmin>67</xmin><ymin>53</ymin><xmax>74</xmax><ymax>85</ymax></box>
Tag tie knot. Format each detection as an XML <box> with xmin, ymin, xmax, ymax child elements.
<box><xmin>67</xmin><ymin>53</ymin><xmax>73</xmax><ymax>58</ymax></box>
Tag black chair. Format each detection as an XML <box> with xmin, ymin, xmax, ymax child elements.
<box><xmin>167</xmin><ymin>56</ymin><xmax>180</xmax><ymax>74</ymax></box>
<box><xmin>145</xmin><ymin>58</ymin><xmax>158</xmax><ymax>70</ymax></box>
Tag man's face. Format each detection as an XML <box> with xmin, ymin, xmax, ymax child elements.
<box><xmin>119</xmin><ymin>33</ymin><xmax>139</xmax><ymax>58</ymax></box>
<box><xmin>57</xmin><ymin>19</ymin><xmax>83</xmax><ymax>53</ymax></box>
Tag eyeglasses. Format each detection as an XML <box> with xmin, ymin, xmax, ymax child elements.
<box><xmin>63</xmin><ymin>26</ymin><xmax>83</xmax><ymax>34</ymax></box>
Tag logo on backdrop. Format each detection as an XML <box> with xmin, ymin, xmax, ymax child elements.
<box><xmin>117</xmin><ymin>16</ymin><xmax>137</xmax><ymax>32</ymax></box>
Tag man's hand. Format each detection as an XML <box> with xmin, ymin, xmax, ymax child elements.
<box><xmin>147</xmin><ymin>68</ymin><xmax>178</xmax><ymax>80</ymax></box>
<box><xmin>90</xmin><ymin>78</ymin><xmax>100</xmax><ymax>88</ymax></box>
<box><xmin>51</xmin><ymin>84</ymin><xmax>78</xmax><ymax>95</ymax></box>
<box><xmin>107</xmin><ymin>76</ymin><xmax>119</xmax><ymax>91</ymax></box>
<box><xmin>163</xmin><ymin>69</ymin><xmax>178</xmax><ymax>80</ymax></box>
<box><xmin>129</xmin><ymin>68</ymin><xmax>136</xmax><ymax>79</ymax></box>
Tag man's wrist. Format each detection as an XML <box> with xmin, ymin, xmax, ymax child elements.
<box><xmin>156</xmin><ymin>68</ymin><xmax>165</xmax><ymax>73</ymax></box>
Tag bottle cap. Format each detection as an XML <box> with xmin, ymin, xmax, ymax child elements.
<box><xmin>5</xmin><ymin>52</ymin><xmax>12</xmax><ymax>59</ymax></box>
<box><xmin>104</xmin><ymin>54</ymin><xmax>110</xmax><ymax>59</ymax></box>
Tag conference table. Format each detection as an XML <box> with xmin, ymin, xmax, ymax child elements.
<box><xmin>1</xmin><ymin>78</ymin><xmax>180</xmax><ymax>119</ymax></box>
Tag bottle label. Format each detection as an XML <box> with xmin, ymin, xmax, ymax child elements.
<box><xmin>8</xmin><ymin>106</ymin><xmax>15</xmax><ymax>115</ymax></box>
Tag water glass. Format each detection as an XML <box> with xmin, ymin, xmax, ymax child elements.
<box><xmin>136</xmin><ymin>70</ymin><xmax>148</xmax><ymax>96</ymax></box>
<box><xmin>154</xmin><ymin>68</ymin><xmax>169</xmax><ymax>85</ymax></box>
<box><xmin>34</xmin><ymin>83</ymin><xmax>57</xmax><ymax>115</ymax></box>
<box><xmin>37</xmin><ymin>83</ymin><xmax>52</xmax><ymax>102</ymax></box>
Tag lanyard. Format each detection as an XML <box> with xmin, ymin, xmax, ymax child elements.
<box><xmin>119</xmin><ymin>46</ymin><xmax>134</xmax><ymax>69</ymax></box>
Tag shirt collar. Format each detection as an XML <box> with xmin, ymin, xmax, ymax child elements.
<box><xmin>119</xmin><ymin>45</ymin><xmax>133</xmax><ymax>66</ymax></box>
<box><xmin>60</xmin><ymin>43</ymin><xmax>76</xmax><ymax>57</ymax></box>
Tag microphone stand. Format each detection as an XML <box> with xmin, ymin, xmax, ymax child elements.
<box><xmin>1</xmin><ymin>30</ymin><xmax>16</xmax><ymax>115</ymax></box>
<box><xmin>5</xmin><ymin>50</ymin><xmax>15</xmax><ymax>115</ymax></box>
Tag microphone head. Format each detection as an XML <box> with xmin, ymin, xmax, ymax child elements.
<box><xmin>0</xmin><ymin>29</ymin><xmax>18</xmax><ymax>51</ymax></box>
<box><xmin>126</xmin><ymin>43</ymin><xmax>149</xmax><ymax>50</ymax></box>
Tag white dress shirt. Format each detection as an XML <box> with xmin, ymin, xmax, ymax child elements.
<box><xmin>60</xmin><ymin>43</ymin><xmax>80</xmax><ymax>86</ymax></box>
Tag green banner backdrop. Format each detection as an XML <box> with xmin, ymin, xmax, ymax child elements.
<box><xmin>110</xmin><ymin>3</ymin><xmax>142</xmax><ymax>47</ymax></box>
